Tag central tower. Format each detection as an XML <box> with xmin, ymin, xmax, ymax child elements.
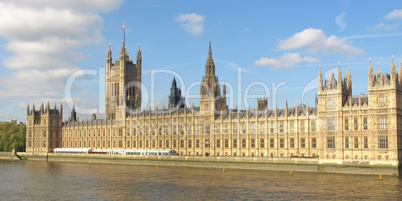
<box><xmin>106</xmin><ymin>41</ymin><xmax>142</xmax><ymax>121</ymax></box>
<box><xmin>200</xmin><ymin>42</ymin><xmax>227</xmax><ymax>114</ymax></box>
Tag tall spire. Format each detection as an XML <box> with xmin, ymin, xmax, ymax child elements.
<box><xmin>377</xmin><ymin>61</ymin><xmax>382</xmax><ymax>75</ymax></box>
<box><xmin>399</xmin><ymin>58</ymin><xmax>402</xmax><ymax>85</ymax></box>
<box><xmin>205</xmin><ymin>41</ymin><xmax>215</xmax><ymax>77</ymax></box>
<box><xmin>208</xmin><ymin>40</ymin><xmax>212</xmax><ymax>59</ymax></box>
<box><xmin>120</xmin><ymin>40</ymin><xmax>126</xmax><ymax>60</ymax></box>
<box><xmin>318</xmin><ymin>64</ymin><xmax>323</xmax><ymax>91</ymax></box>
<box><xmin>136</xmin><ymin>44</ymin><xmax>142</xmax><ymax>64</ymax></box>
<box><xmin>391</xmin><ymin>54</ymin><xmax>396</xmax><ymax>73</ymax></box>
<box><xmin>337</xmin><ymin>61</ymin><xmax>342</xmax><ymax>84</ymax></box>
<box><xmin>222</xmin><ymin>82</ymin><xmax>226</xmax><ymax>95</ymax></box>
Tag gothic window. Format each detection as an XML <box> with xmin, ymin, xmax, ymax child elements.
<box><xmin>290</xmin><ymin>121</ymin><xmax>294</xmax><ymax>132</ymax></box>
<box><xmin>301</xmin><ymin>138</ymin><xmax>305</xmax><ymax>148</ymax></box>
<box><xmin>364</xmin><ymin>136</ymin><xmax>368</xmax><ymax>149</ymax></box>
<box><xmin>251</xmin><ymin>124</ymin><xmax>257</xmax><ymax>134</ymax></box>
<box><xmin>354</xmin><ymin>118</ymin><xmax>358</xmax><ymax>130</ymax></box>
<box><xmin>378</xmin><ymin>136</ymin><xmax>388</xmax><ymax>149</ymax></box>
<box><xmin>327</xmin><ymin>137</ymin><xmax>335</xmax><ymax>148</ymax></box>
<box><xmin>300</xmin><ymin>121</ymin><xmax>305</xmax><ymax>132</ymax></box>
<box><xmin>279</xmin><ymin>122</ymin><xmax>284</xmax><ymax>133</ymax></box>
<box><xmin>327</xmin><ymin>98</ymin><xmax>333</xmax><ymax>109</ymax></box>
<box><xmin>205</xmin><ymin>139</ymin><xmax>210</xmax><ymax>148</ymax></box>
<box><xmin>354</xmin><ymin>137</ymin><xmax>359</xmax><ymax>149</ymax></box>
<box><xmin>250</xmin><ymin>139</ymin><xmax>255</xmax><ymax>148</ymax></box>
<box><xmin>379</xmin><ymin>95</ymin><xmax>386</xmax><ymax>105</ymax></box>
<box><xmin>378</xmin><ymin>116</ymin><xmax>387</xmax><ymax>130</ymax></box>
<box><xmin>363</xmin><ymin>117</ymin><xmax>368</xmax><ymax>130</ymax></box>
<box><xmin>311</xmin><ymin>138</ymin><xmax>317</xmax><ymax>148</ymax></box>
<box><xmin>209</xmin><ymin>67</ymin><xmax>211</xmax><ymax>74</ymax></box>
<box><xmin>327</xmin><ymin>118</ymin><xmax>335</xmax><ymax>131</ymax></box>
<box><xmin>260</xmin><ymin>124</ymin><xmax>265</xmax><ymax>134</ymax></box>
<box><xmin>242</xmin><ymin>139</ymin><xmax>246</xmax><ymax>148</ymax></box>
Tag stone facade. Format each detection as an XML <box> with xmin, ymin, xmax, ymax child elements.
<box><xmin>26</xmin><ymin>42</ymin><xmax>402</xmax><ymax>167</ymax></box>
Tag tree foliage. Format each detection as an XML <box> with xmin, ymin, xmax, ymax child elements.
<box><xmin>0</xmin><ymin>123</ymin><xmax>26</xmax><ymax>152</ymax></box>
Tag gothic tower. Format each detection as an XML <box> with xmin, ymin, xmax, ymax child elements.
<box><xmin>26</xmin><ymin>103</ymin><xmax>62</xmax><ymax>154</ymax></box>
<box><xmin>199</xmin><ymin>41</ymin><xmax>227</xmax><ymax>114</ymax></box>
<box><xmin>106</xmin><ymin>42</ymin><xmax>142</xmax><ymax>121</ymax></box>
<box><xmin>168</xmin><ymin>78</ymin><xmax>185</xmax><ymax>110</ymax></box>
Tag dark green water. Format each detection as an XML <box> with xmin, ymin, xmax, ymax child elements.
<box><xmin>0</xmin><ymin>160</ymin><xmax>401</xmax><ymax>200</ymax></box>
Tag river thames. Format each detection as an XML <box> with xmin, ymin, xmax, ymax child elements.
<box><xmin>0</xmin><ymin>160</ymin><xmax>401</xmax><ymax>200</ymax></box>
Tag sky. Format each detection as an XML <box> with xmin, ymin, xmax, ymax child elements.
<box><xmin>1</xmin><ymin>0</ymin><xmax>402</xmax><ymax>122</ymax></box>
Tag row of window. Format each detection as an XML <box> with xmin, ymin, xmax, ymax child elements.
<box><xmin>61</xmin><ymin>115</ymin><xmax>388</xmax><ymax>138</ymax></box>
<box><xmin>62</xmin><ymin>121</ymin><xmax>319</xmax><ymax>138</ymax></box>
<box><xmin>27</xmin><ymin>140</ymin><xmax>59</xmax><ymax>148</ymax></box>
<box><xmin>327</xmin><ymin>136</ymin><xmax>388</xmax><ymax>149</ymax></box>
<box><xmin>28</xmin><ymin>131</ymin><xmax>60</xmax><ymax>138</ymax></box>
<box><xmin>62</xmin><ymin>136</ymin><xmax>389</xmax><ymax>150</ymax></box>
<box><xmin>63</xmin><ymin>138</ymin><xmax>319</xmax><ymax>149</ymax></box>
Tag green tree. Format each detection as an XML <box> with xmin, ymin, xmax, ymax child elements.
<box><xmin>0</xmin><ymin>123</ymin><xmax>26</xmax><ymax>152</ymax></box>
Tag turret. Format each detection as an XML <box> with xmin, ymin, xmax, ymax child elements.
<box><xmin>205</xmin><ymin>41</ymin><xmax>215</xmax><ymax>77</ymax></box>
<box><xmin>399</xmin><ymin>60</ymin><xmax>402</xmax><ymax>86</ymax></box>
<box><xmin>27</xmin><ymin>104</ymin><xmax>30</xmax><ymax>115</ymax></box>
<box><xmin>368</xmin><ymin>58</ymin><xmax>373</xmax><ymax>88</ymax></box>
<box><xmin>46</xmin><ymin>101</ymin><xmax>50</xmax><ymax>113</ymax></box>
<box><xmin>107</xmin><ymin>43</ymin><xmax>112</xmax><ymax>67</ymax></box>
<box><xmin>337</xmin><ymin>62</ymin><xmax>342</xmax><ymax>90</ymax></box>
<box><xmin>222</xmin><ymin>82</ymin><xmax>226</xmax><ymax>97</ymax></box>
<box><xmin>390</xmin><ymin>55</ymin><xmax>396</xmax><ymax>84</ymax></box>
<box><xmin>318</xmin><ymin>65</ymin><xmax>323</xmax><ymax>91</ymax></box>
<box><xmin>40</xmin><ymin>102</ymin><xmax>44</xmax><ymax>114</ymax></box>
<box><xmin>315</xmin><ymin>94</ymin><xmax>318</xmax><ymax>107</ymax></box>
<box><xmin>136</xmin><ymin>44</ymin><xmax>142</xmax><ymax>64</ymax></box>
<box><xmin>120</xmin><ymin>40</ymin><xmax>126</xmax><ymax>61</ymax></box>
<box><xmin>347</xmin><ymin>67</ymin><xmax>352</xmax><ymax>92</ymax></box>
<box><xmin>71</xmin><ymin>105</ymin><xmax>77</xmax><ymax>122</ymax></box>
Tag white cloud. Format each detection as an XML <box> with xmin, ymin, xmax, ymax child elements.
<box><xmin>1</xmin><ymin>0</ymin><xmax>124</xmax><ymax>13</ymax></box>
<box><xmin>385</xmin><ymin>9</ymin><xmax>402</xmax><ymax>19</ymax></box>
<box><xmin>254</xmin><ymin>52</ymin><xmax>320</xmax><ymax>69</ymax></box>
<box><xmin>0</xmin><ymin>0</ymin><xmax>124</xmax><ymax>103</ymax></box>
<box><xmin>176</xmin><ymin>13</ymin><xmax>205</xmax><ymax>35</ymax></box>
<box><xmin>335</xmin><ymin>12</ymin><xmax>346</xmax><ymax>32</ymax></box>
<box><xmin>277</xmin><ymin>28</ymin><xmax>363</xmax><ymax>58</ymax></box>
<box><xmin>0</xmin><ymin>68</ymin><xmax>79</xmax><ymax>100</ymax></box>
<box><xmin>367</xmin><ymin>22</ymin><xmax>399</xmax><ymax>31</ymax></box>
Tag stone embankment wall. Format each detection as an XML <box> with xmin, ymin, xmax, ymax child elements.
<box><xmin>3</xmin><ymin>152</ymin><xmax>399</xmax><ymax>176</ymax></box>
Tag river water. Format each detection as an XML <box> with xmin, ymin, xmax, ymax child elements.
<box><xmin>0</xmin><ymin>160</ymin><xmax>401</xmax><ymax>200</ymax></box>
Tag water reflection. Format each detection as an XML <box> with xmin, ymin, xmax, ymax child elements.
<box><xmin>0</xmin><ymin>160</ymin><xmax>401</xmax><ymax>200</ymax></box>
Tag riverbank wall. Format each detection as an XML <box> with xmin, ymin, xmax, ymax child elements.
<box><xmin>1</xmin><ymin>152</ymin><xmax>399</xmax><ymax>176</ymax></box>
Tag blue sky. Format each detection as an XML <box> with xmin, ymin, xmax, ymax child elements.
<box><xmin>1</xmin><ymin>0</ymin><xmax>402</xmax><ymax>122</ymax></box>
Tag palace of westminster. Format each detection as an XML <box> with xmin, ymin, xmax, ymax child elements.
<box><xmin>26</xmin><ymin>40</ymin><xmax>402</xmax><ymax>166</ymax></box>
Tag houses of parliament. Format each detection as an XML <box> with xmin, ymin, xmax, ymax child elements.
<box><xmin>25</xmin><ymin>40</ymin><xmax>402</xmax><ymax>166</ymax></box>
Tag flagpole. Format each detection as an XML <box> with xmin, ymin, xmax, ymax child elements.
<box><xmin>124</xmin><ymin>22</ymin><xmax>125</xmax><ymax>46</ymax></box>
